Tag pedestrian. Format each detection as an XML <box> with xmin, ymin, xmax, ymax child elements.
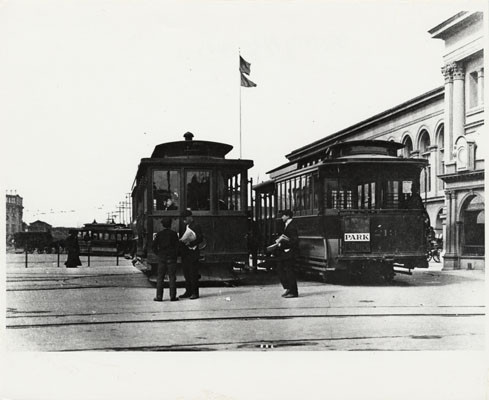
<box><xmin>407</xmin><ymin>182</ymin><xmax>424</xmax><ymax>209</ymax></box>
<box><xmin>64</xmin><ymin>229</ymin><xmax>82</xmax><ymax>268</ymax></box>
<box><xmin>274</xmin><ymin>210</ymin><xmax>299</xmax><ymax>298</ymax></box>
<box><xmin>179</xmin><ymin>209</ymin><xmax>203</xmax><ymax>300</ymax></box>
<box><xmin>152</xmin><ymin>217</ymin><xmax>179</xmax><ymax>302</ymax></box>
<box><xmin>164</xmin><ymin>197</ymin><xmax>178</xmax><ymax>211</ymax></box>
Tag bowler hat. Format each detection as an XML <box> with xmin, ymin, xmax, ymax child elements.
<box><xmin>182</xmin><ymin>209</ymin><xmax>193</xmax><ymax>218</ymax></box>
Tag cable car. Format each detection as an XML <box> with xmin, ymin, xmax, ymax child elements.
<box><xmin>78</xmin><ymin>221</ymin><xmax>133</xmax><ymax>256</ymax></box>
<box><xmin>253</xmin><ymin>140</ymin><xmax>429</xmax><ymax>282</ymax></box>
<box><xmin>131</xmin><ymin>132</ymin><xmax>254</xmax><ymax>281</ymax></box>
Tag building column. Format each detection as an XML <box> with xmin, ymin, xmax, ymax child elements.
<box><xmin>452</xmin><ymin>63</ymin><xmax>465</xmax><ymax>140</ymax></box>
<box><xmin>477</xmin><ymin>67</ymin><xmax>484</xmax><ymax>105</ymax></box>
<box><xmin>441</xmin><ymin>64</ymin><xmax>454</xmax><ymax>166</ymax></box>
<box><xmin>443</xmin><ymin>189</ymin><xmax>459</xmax><ymax>270</ymax></box>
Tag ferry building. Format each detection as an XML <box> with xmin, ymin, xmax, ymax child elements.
<box><xmin>282</xmin><ymin>11</ymin><xmax>484</xmax><ymax>270</ymax></box>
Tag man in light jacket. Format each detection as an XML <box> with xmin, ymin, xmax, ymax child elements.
<box><xmin>179</xmin><ymin>210</ymin><xmax>203</xmax><ymax>300</ymax></box>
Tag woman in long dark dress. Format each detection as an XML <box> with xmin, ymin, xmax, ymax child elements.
<box><xmin>65</xmin><ymin>230</ymin><xmax>82</xmax><ymax>268</ymax></box>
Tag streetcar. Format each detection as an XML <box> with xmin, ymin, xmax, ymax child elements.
<box><xmin>13</xmin><ymin>231</ymin><xmax>55</xmax><ymax>253</ymax></box>
<box><xmin>131</xmin><ymin>132</ymin><xmax>254</xmax><ymax>281</ymax></box>
<box><xmin>77</xmin><ymin>221</ymin><xmax>133</xmax><ymax>256</ymax></box>
<box><xmin>253</xmin><ymin>140</ymin><xmax>429</xmax><ymax>282</ymax></box>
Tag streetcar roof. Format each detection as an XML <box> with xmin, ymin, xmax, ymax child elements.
<box><xmin>252</xmin><ymin>179</ymin><xmax>275</xmax><ymax>191</ymax></box>
<box><xmin>319</xmin><ymin>157</ymin><xmax>429</xmax><ymax>166</ymax></box>
<box><xmin>268</xmin><ymin>154</ymin><xmax>427</xmax><ymax>175</ymax></box>
<box><xmin>133</xmin><ymin>133</ymin><xmax>253</xmax><ymax>183</ymax></box>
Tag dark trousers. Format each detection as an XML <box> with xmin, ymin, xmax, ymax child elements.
<box><xmin>182</xmin><ymin>249</ymin><xmax>200</xmax><ymax>296</ymax></box>
<box><xmin>156</xmin><ymin>256</ymin><xmax>177</xmax><ymax>300</ymax></box>
<box><xmin>276</xmin><ymin>254</ymin><xmax>298</xmax><ymax>295</ymax></box>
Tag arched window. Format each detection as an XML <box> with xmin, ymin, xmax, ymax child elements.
<box><xmin>436</xmin><ymin>125</ymin><xmax>445</xmax><ymax>191</ymax></box>
<box><xmin>461</xmin><ymin>195</ymin><xmax>484</xmax><ymax>256</ymax></box>
<box><xmin>418</xmin><ymin>130</ymin><xmax>431</xmax><ymax>193</ymax></box>
<box><xmin>402</xmin><ymin>136</ymin><xmax>413</xmax><ymax>158</ymax></box>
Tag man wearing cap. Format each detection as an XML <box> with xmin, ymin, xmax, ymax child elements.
<box><xmin>152</xmin><ymin>217</ymin><xmax>179</xmax><ymax>302</ymax></box>
<box><xmin>179</xmin><ymin>210</ymin><xmax>203</xmax><ymax>299</ymax></box>
<box><xmin>275</xmin><ymin>210</ymin><xmax>299</xmax><ymax>298</ymax></box>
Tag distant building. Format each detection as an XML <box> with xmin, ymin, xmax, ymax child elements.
<box><xmin>6</xmin><ymin>194</ymin><xmax>24</xmax><ymax>242</ymax></box>
<box><xmin>28</xmin><ymin>220</ymin><xmax>52</xmax><ymax>233</ymax></box>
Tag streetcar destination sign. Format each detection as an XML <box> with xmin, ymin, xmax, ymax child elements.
<box><xmin>344</xmin><ymin>233</ymin><xmax>370</xmax><ymax>241</ymax></box>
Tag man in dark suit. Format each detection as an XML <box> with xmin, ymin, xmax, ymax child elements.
<box><xmin>179</xmin><ymin>209</ymin><xmax>204</xmax><ymax>300</ymax></box>
<box><xmin>152</xmin><ymin>217</ymin><xmax>179</xmax><ymax>302</ymax></box>
<box><xmin>275</xmin><ymin>209</ymin><xmax>299</xmax><ymax>298</ymax></box>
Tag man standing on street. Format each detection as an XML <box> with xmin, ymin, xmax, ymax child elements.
<box><xmin>152</xmin><ymin>217</ymin><xmax>179</xmax><ymax>302</ymax></box>
<box><xmin>275</xmin><ymin>210</ymin><xmax>299</xmax><ymax>298</ymax></box>
<box><xmin>179</xmin><ymin>210</ymin><xmax>203</xmax><ymax>300</ymax></box>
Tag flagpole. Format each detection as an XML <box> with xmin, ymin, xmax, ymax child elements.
<box><xmin>239</xmin><ymin>48</ymin><xmax>242</xmax><ymax>159</ymax></box>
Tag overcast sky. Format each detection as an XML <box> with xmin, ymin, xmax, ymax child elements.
<box><xmin>0</xmin><ymin>0</ymin><xmax>478</xmax><ymax>227</ymax></box>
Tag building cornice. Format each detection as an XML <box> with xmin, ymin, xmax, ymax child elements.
<box><xmin>438</xmin><ymin>169</ymin><xmax>484</xmax><ymax>183</ymax></box>
<box><xmin>429</xmin><ymin>11</ymin><xmax>482</xmax><ymax>40</ymax></box>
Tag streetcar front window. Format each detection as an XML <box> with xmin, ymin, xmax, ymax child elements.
<box><xmin>382</xmin><ymin>179</ymin><xmax>416</xmax><ymax>209</ymax></box>
<box><xmin>153</xmin><ymin>170</ymin><xmax>180</xmax><ymax>211</ymax></box>
<box><xmin>186</xmin><ymin>171</ymin><xmax>210</xmax><ymax>211</ymax></box>
<box><xmin>324</xmin><ymin>178</ymin><xmax>355</xmax><ymax>210</ymax></box>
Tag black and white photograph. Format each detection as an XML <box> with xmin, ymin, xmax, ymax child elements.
<box><xmin>1</xmin><ymin>0</ymin><xmax>486</xmax><ymax>399</ymax></box>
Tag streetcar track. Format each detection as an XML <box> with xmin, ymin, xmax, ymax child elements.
<box><xmin>57</xmin><ymin>332</ymin><xmax>480</xmax><ymax>352</ymax></box>
<box><xmin>6</xmin><ymin>304</ymin><xmax>485</xmax><ymax>319</ymax></box>
<box><xmin>7</xmin><ymin>273</ymin><xmax>141</xmax><ymax>282</ymax></box>
<box><xmin>6</xmin><ymin>285</ymin><xmax>127</xmax><ymax>291</ymax></box>
<box><xmin>6</xmin><ymin>312</ymin><xmax>485</xmax><ymax>329</ymax></box>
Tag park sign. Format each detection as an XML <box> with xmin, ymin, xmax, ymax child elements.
<box><xmin>344</xmin><ymin>233</ymin><xmax>370</xmax><ymax>242</ymax></box>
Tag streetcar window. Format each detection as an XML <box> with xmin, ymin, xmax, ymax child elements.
<box><xmin>380</xmin><ymin>180</ymin><xmax>416</xmax><ymax>209</ymax></box>
<box><xmin>292</xmin><ymin>177</ymin><xmax>299</xmax><ymax>212</ymax></box>
<box><xmin>371</xmin><ymin>183</ymin><xmax>376</xmax><ymax>208</ymax></box>
<box><xmin>277</xmin><ymin>174</ymin><xmax>318</xmax><ymax>215</ymax></box>
<box><xmin>186</xmin><ymin>171</ymin><xmax>210</xmax><ymax>211</ymax></box>
<box><xmin>357</xmin><ymin>182</ymin><xmax>375</xmax><ymax>209</ymax></box>
<box><xmin>312</xmin><ymin>175</ymin><xmax>319</xmax><ymax>211</ymax></box>
<box><xmin>276</xmin><ymin>183</ymin><xmax>282</xmax><ymax>212</ymax></box>
<box><xmin>280</xmin><ymin>182</ymin><xmax>286</xmax><ymax>212</ymax></box>
<box><xmin>218</xmin><ymin>171</ymin><xmax>243</xmax><ymax>211</ymax></box>
<box><xmin>153</xmin><ymin>170</ymin><xmax>180</xmax><ymax>211</ymax></box>
<box><xmin>285</xmin><ymin>180</ymin><xmax>292</xmax><ymax>211</ymax></box>
<box><xmin>303</xmin><ymin>175</ymin><xmax>310</xmax><ymax>212</ymax></box>
<box><xmin>385</xmin><ymin>181</ymin><xmax>399</xmax><ymax>208</ymax></box>
<box><xmin>324</xmin><ymin>178</ymin><xmax>355</xmax><ymax>210</ymax></box>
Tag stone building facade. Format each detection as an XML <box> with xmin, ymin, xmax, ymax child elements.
<box><xmin>282</xmin><ymin>11</ymin><xmax>484</xmax><ymax>270</ymax></box>
<box><xmin>429</xmin><ymin>11</ymin><xmax>484</xmax><ymax>269</ymax></box>
<box><xmin>6</xmin><ymin>194</ymin><xmax>24</xmax><ymax>242</ymax></box>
